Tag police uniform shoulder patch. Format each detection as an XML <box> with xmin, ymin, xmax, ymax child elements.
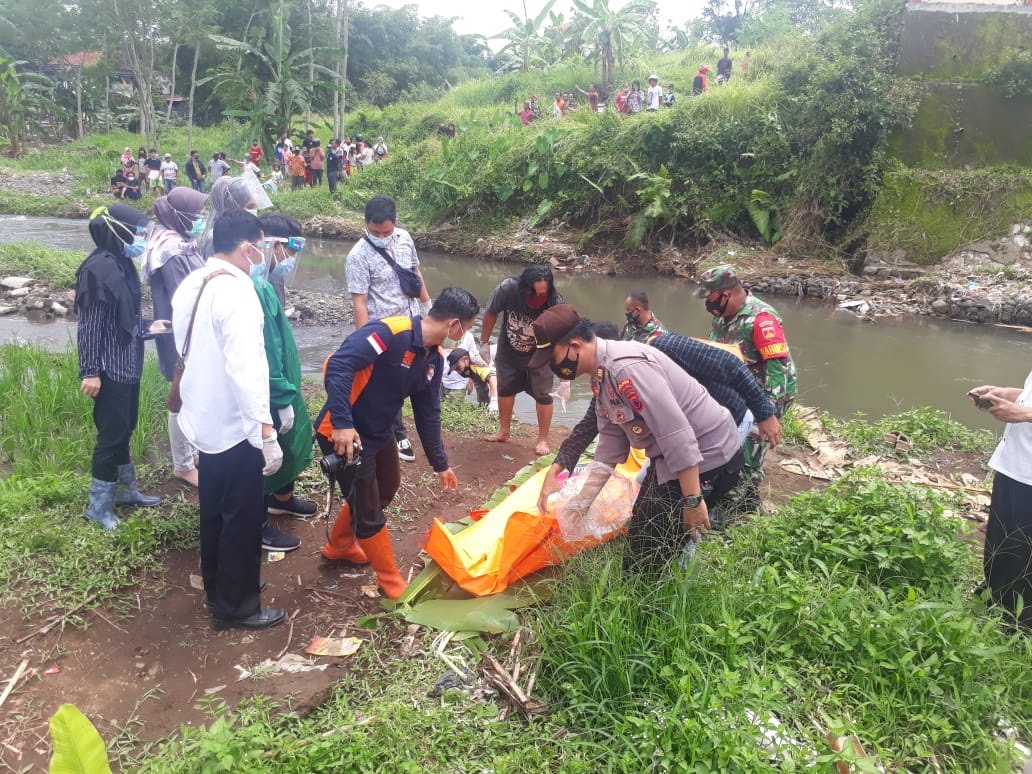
<box><xmin>617</xmin><ymin>377</ymin><xmax>644</xmax><ymax>411</ymax></box>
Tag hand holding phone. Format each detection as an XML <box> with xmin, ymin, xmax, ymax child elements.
<box><xmin>968</xmin><ymin>390</ymin><xmax>993</xmax><ymax>410</ymax></box>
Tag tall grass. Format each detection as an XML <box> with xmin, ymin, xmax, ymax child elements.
<box><xmin>0</xmin><ymin>344</ymin><xmax>167</xmax><ymax>476</ymax></box>
<box><xmin>0</xmin><ymin>242</ymin><xmax>83</xmax><ymax>287</ymax></box>
<box><xmin>534</xmin><ymin>473</ymin><xmax>1032</xmax><ymax>771</ymax></box>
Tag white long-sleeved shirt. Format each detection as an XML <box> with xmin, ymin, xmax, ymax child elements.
<box><xmin>171</xmin><ymin>257</ymin><xmax>272</xmax><ymax>454</ymax></box>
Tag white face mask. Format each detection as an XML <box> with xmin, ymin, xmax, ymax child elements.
<box><xmin>442</xmin><ymin>320</ymin><xmax>465</xmax><ymax>348</ymax></box>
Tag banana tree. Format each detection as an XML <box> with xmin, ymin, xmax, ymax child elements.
<box><xmin>493</xmin><ymin>0</ymin><xmax>557</xmax><ymax>73</ymax></box>
<box><xmin>208</xmin><ymin>0</ymin><xmax>335</xmax><ymax>153</ymax></box>
<box><xmin>0</xmin><ymin>57</ymin><xmax>56</xmax><ymax>155</ymax></box>
<box><xmin>570</xmin><ymin>0</ymin><xmax>656</xmax><ymax>93</ymax></box>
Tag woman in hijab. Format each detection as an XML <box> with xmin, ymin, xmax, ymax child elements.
<box><xmin>141</xmin><ymin>186</ymin><xmax>208</xmax><ymax>487</ymax></box>
<box><xmin>76</xmin><ymin>205</ymin><xmax>166</xmax><ymax>530</ymax></box>
<box><xmin>197</xmin><ymin>175</ymin><xmax>259</xmax><ymax>260</ymax></box>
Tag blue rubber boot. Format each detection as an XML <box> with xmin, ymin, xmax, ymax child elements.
<box><xmin>84</xmin><ymin>479</ymin><xmax>119</xmax><ymax>530</ymax></box>
<box><xmin>114</xmin><ymin>463</ymin><xmax>161</xmax><ymax>507</ymax></box>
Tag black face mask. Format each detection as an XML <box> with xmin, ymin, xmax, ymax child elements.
<box><xmin>624</xmin><ymin>310</ymin><xmax>638</xmax><ymax>324</ymax></box>
<box><xmin>705</xmin><ymin>293</ymin><xmax>730</xmax><ymax>317</ymax></box>
<box><xmin>550</xmin><ymin>347</ymin><xmax>579</xmax><ymax>380</ymax></box>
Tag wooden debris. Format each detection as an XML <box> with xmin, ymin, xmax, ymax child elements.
<box><xmin>0</xmin><ymin>659</ymin><xmax>30</xmax><ymax>709</ymax></box>
<box><xmin>479</xmin><ymin>653</ymin><xmax>547</xmax><ymax>718</ymax></box>
<box><xmin>15</xmin><ymin>593</ymin><xmax>98</xmax><ymax>644</ymax></box>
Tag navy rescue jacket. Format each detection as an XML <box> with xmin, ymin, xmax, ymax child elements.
<box><xmin>316</xmin><ymin>315</ymin><xmax>448</xmax><ymax>471</ymax></box>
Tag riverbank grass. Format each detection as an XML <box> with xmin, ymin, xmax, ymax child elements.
<box><xmin>0</xmin><ymin>344</ymin><xmax>195</xmax><ymax>618</ymax></box>
<box><xmin>0</xmin><ymin>242</ymin><xmax>83</xmax><ymax>288</ymax></box>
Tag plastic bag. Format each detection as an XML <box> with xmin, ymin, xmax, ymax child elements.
<box><xmin>552</xmin><ymin>462</ymin><xmax>634</xmax><ymax>541</ymax></box>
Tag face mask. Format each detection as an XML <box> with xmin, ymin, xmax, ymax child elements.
<box><xmin>365</xmin><ymin>231</ymin><xmax>393</xmax><ymax>249</ymax></box>
<box><xmin>189</xmin><ymin>218</ymin><xmax>206</xmax><ymax>238</ymax></box>
<box><xmin>624</xmin><ymin>310</ymin><xmax>639</xmax><ymax>324</ymax></box>
<box><xmin>549</xmin><ymin>346</ymin><xmax>579</xmax><ymax>380</ymax></box>
<box><xmin>270</xmin><ymin>254</ymin><xmax>296</xmax><ymax>280</ymax></box>
<box><xmin>124</xmin><ymin>239</ymin><xmax>145</xmax><ymax>260</ymax></box>
<box><xmin>443</xmin><ymin>320</ymin><xmax>465</xmax><ymax>349</ymax></box>
<box><xmin>245</xmin><ymin>206</ymin><xmax>258</xmax><ymax>216</ymax></box>
<box><xmin>705</xmin><ymin>293</ymin><xmax>730</xmax><ymax>317</ymax></box>
<box><xmin>245</xmin><ymin>244</ymin><xmax>267</xmax><ymax>286</ymax></box>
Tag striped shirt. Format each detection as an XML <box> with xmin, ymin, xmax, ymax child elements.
<box><xmin>77</xmin><ymin>301</ymin><xmax>144</xmax><ymax>384</ymax></box>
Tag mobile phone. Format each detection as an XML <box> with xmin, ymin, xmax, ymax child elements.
<box><xmin>967</xmin><ymin>391</ymin><xmax>992</xmax><ymax>410</ymax></box>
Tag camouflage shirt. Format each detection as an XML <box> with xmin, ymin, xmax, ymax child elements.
<box><xmin>621</xmin><ymin>314</ymin><xmax>665</xmax><ymax>343</ymax></box>
<box><xmin>710</xmin><ymin>294</ymin><xmax>797</xmax><ymax>410</ymax></box>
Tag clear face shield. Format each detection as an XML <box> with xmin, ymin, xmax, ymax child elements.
<box><xmin>266</xmin><ymin>235</ymin><xmax>306</xmax><ymax>286</ymax></box>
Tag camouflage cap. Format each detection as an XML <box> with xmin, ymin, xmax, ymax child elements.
<box><xmin>694</xmin><ymin>263</ymin><xmax>741</xmax><ymax>297</ymax></box>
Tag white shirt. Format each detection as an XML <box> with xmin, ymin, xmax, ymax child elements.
<box><xmin>989</xmin><ymin>369</ymin><xmax>1032</xmax><ymax>486</ymax></box>
<box><xmin>360</xmin><ymin>146</ymin><xmax>374</xmax><ymax>165</ymax></box>
<box><xmin>442</xmin><ymin>330</ymin><xmax>478</xmax><ymax>391</ymax></box>
<box><xmin>646</xmin><ymin>84</ymin><xmax>662</xmax><ymax>110</ymax></box>
<box><xmin>171</xmin><ymin>257</ymin><xmax>272</xmax><ymax>454</ymax></box>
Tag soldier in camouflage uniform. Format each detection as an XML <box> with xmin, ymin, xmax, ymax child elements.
<box><xmin>695</xmin><ymin>264</ymin><xmax>797</xmax><ymax>486</ymax></box>
<box><xmin>621</xmin><ymin>290</ymin><xmax>665</xmax><ymax>343</ymax></box>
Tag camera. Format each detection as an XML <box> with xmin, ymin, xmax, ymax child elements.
<box><xmin>319</xmin><ymin>442</ymin><xmax>362</xmax><ymax>476</ymax></box>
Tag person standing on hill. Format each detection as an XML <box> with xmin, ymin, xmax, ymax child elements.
<box><xmin>480</xmin><ymin>265</ymin><xmax>565</xmax><ymax>456</ymax></box>
<box><xmin>248</xmin><ymin>139</ymin><xmax>263</xmax><ymax>168</ymax></box>
<box><xmin>326</xmin><ymin>138</ymin><xmax>345</xmax><ymax>193</ymax></box>
<box><xmin>309</xmin><ymin>140</ymin><xmax>325</xmax><ymax>187</ymax></box>
<box><xmin>346</xmin><ymin>195</ymin><xmax>432</xmax><ymax>463</ymax></box>
<box><xmin>693</xmin><ymin>65</ymin><xmax>709</xmax><ymax>95</ymax></box>
<box><xmin>288</xmin><ymin>149</ymin><xmax>306</xmax><ymax>190</ymax></box>
<box><xmin>185</xmin><ymin>150</ymin><xmax>207</xmax><ymax>193</ymax></box>
<box><xmin>576</xmin><ymin>83</ymin><xmax>600</xmax><ymax>113</ymax></box>
<box><xmin>160</xmin><ymin>153</ymin><xmax>178</xmax><ymax>194</ymax></box>
<box><xmin>626</xmin><ymin>80</ymin><xmax>644</xmax><ymax>113</ymax></box>
<box><xmin>970</xmin><ymin>379</ymin><xmax>1032</xmax><ymax>630</ymax></box>
<box><xmin>518</xmin><ymin>101</ymin><xmax>537</xmax><ymax>125</ymax></box>
<box><xmin>646</xmin><ymin>75</ymin><xmax>662</xmax><ymax>111</ymax></box>
<box><xmin>144</xmin><ymin>149</ymin><xmax>162</xmax><ymax>195</ymax></box>
<box><xmin>209</xmin><ymin>152</ymin><xmax>230</xmax><ymax>185</ymax></box>
<box><xmin>696</xmin><ymin>264</ymin><xmax>796</xmax><ymax>495</ymax></box>
<box><xmin>717</xmin><ymin>47</ymin><xmax>733</xmax><ymax>85</ymax></box>
<box><xmin>76</xmin><ymin>205</ymin><xmax>166</xmax><ymax>530</ymax></box>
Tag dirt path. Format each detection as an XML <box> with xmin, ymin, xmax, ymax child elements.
<box><xmin>0</xmin><ymin>429</ymin><xmax>557</xmax><ymax>771</ymax></box>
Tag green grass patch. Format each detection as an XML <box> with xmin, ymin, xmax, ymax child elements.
<box><xmin>533</xmin><ymin>472</ymin><xmax>1032</xmax><ymax>771</ymax></box>
<box><xmin>133</xmin><ymin>641</ymin><xmax>594</xmax><ymax>773</ymax></box>
<box><xmin>837</xmin><ymin>406</ymin><xmax>995</xmax><ymax>457</ymax></box>
<box><xmin>0</xmin><ymin>242</ymin><xmax>84</xmax><ymax>288</ymax></box>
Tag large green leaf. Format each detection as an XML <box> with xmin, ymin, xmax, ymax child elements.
<box><xmin>49</xmin><ymin>704</ymin><xmax>112</xmax><ymax>774</ymax></box>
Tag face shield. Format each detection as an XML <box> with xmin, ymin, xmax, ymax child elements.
<box><xmin>266</xmin><ymin>235</ymin><xmax>306</xmax><ymax>286</ymax></box>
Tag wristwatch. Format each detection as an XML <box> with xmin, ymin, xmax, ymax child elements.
<box><xmin>677</xmin><ymin>494</ymin><xmax>704</xmax><ymax>509</ymax></box>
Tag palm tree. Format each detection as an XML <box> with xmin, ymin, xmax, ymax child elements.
<box><xmin>571</xmin><ymin>0</ymin><xmax>656</xmax><ymax>93</ymax></box>
<box><xmin>208</xmin><ymin>0</ymin><xmax>334</xmax><ymax>151</ymax></box>
<box><xmin>493</xmin><ymin>0</ymin><xmax>558</xmax><ymax>73</ymax></box>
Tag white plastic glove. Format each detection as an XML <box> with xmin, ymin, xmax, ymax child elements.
<box><xmin>478</xmin><ymin>341</ymin><xmax>492</xmax><ymax>366</ymax></box>
<box><xmin>418</xmin><ymin>299</ymin><xmax>432</xmax><ymax>317</ymax></box>
<box><xmin>550</xmin><ymin>380</ymin><xmax>571</xmax><ymax>413</ymax></box>
<box><xmin>262</xmin><ymin>430</ymin><xmax>284</xmax><ymax>476</ymax></box>
<box><xmin>278</xmin><ymin>405</ymin><xmax>295</xmax><ymax>434</ymax></box>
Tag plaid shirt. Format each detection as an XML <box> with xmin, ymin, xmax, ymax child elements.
<box><xmin>553</xmin><ymin>332</ymin><xmax>775</xmax><ymax>473</ymax></box>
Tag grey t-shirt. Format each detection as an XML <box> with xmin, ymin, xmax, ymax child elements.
<box><xmin>345</xmin><ymin>227</ymin><xmax>421</xmax><ymax>321</ymax></box>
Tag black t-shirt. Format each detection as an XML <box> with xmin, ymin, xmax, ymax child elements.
<box><xmin>717</xmin><ymin>57</ymin><xmax>732</xmax><ymax>78</ymax></box>
<box><xmin>693</xmin><ymin>75</ymin><xmax>705</xmax><ymax>95</ymax></box>
<box><xmin>144</xmin><ymin>157</ymin><xmax>162</xmax><ymax>172</ymax></box>
<box><xmin>485</xmin><ymin>277</ymin><xmax>563</xmax><ymax>367</ymax></box>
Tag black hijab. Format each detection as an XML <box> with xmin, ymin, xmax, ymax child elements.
<box><xmin>75</xmin><ymin>205</ymin><xmax>150</xmax><ymax>343</ymax></box>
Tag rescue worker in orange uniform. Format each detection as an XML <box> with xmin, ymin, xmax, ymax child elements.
<box><xmin>314</xmin><ymin>287</ymin><xmax>479</xmax><ymax>598</ymax></box>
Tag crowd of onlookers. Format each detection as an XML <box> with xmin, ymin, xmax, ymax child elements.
<box><xmin>516</xmin><ymin>49</ymin><xmax>751</xmax><ymax>124</ymax></box>
<box><xmin>111</xmin><ymin>129</ymin><xmax>390</xmax><ymax>201</ymax></box>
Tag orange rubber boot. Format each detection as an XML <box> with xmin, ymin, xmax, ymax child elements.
<box><xmin>321</xmin><ymin>504</ymin><xmax>369</xmax><ymax>564</ymax></box>
<box><xmin>357</xmin><ymin>528</ymin><xmax>407</xmax><ymax>600</ymax></box>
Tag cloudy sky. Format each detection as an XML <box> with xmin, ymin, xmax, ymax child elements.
<box><xmin>368</xmin><ymin>0</ymin><xmax>711</xmax><ymax>42</ymax></box>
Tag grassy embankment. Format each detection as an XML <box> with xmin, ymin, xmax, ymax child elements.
<box><xmin>2</xmin><ymin>315</ymin><xmax>1027</xmax><ymax>770</ymax></box>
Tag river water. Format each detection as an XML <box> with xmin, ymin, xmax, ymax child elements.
<box><xmin>2</xmin><ymin>216</ymin><xmax>1026</xmax><ymax>432</ymax></box>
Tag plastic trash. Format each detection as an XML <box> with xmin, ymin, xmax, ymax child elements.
<box><xmin>552</xmin><ymin>462</ymin><xmax>634</xmax><ymax>541</ymax></box>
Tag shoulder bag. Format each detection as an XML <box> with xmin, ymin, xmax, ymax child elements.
<box><xmin>167</xmin><ymin>270</ymin><xmax>231</xmax><ymax>412</ymax></box>
<box><xmin>363</xmin><ymin>235</ymin><xmax>424</xmax><ymax>299</ymax></box>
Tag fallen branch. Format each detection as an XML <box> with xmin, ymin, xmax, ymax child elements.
<box><xmin>93</xmin><ymin>609</ymin><xmax>128</xmax><ymax>635</ymax></box>
<box><xmin>275</xmin><ymin>610</ymin><xmax>300</xmax><ymax>660</ymax></box>
<box><xmin>16</xmin><ymin>594</ymin><xmax>98</xmax><ymax>644</ymax></box>
<box><xmin>479</xmin><ymin>653</ymin><xmax>547</xmax><ymax>718</ymax></box>
<box><xmin>0</xmin><ymin>659</ymin><xmax>30</xmax><ymax>709</ymax></box>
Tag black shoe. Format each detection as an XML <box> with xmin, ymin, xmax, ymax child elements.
<box><xmin>262</xmin><ymin>524</ymin><xmax>301</xmax><ymax>552</ymax></box>
<box><xmin>397</xmin><ymin>438</ymin><xmax>416</xmax><ymax>462</ymax></box>
<box><xmin>211</xmin><ymin>607</ymin><xmax>286</xmax><ymax>631</ymax></box>
<box><xmin>265</xmin><ymin>494</ymin><xmax>318</xmax><ymax>518</ymax></box>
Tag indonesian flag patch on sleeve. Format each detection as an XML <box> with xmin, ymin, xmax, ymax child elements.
<box><xmin>366</xmin><ymin>332</ymin><xmax>387</xmax><ymax>355</ymax></box>
<box><xmin>753</xmin><ymin>312</ymin><xmax>789</xmax><ymax>359</ymax></box>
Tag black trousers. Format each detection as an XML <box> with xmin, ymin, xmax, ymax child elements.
<box><xmin>198</xmin><ymin>440</ymin><xmax>264</xmax><ymax>620</ymax></box>
<box><xmin>626</xmin><ymin>450</ymin><xmax>743</xmax><ymax>571</ymax></box>
<box><xmin>317</xmin><ymin>435</ymin><xmax>400</xmax><ymax>539</ymax></box>
<box><xmin>91</xmin><ymin>374</ymin><xmax>140</xmax><ymax>481</ymax></box>
<box><xmin>985</xmin><ymin>471</ymin><xmax>1032</xmax><ymax>629</ymax></box>
<box><xmin>327</xmin><ymin>169</ymin><xmax>340</xmax><ymax>193</ymax></box>
<box><xmin>311</xmin><ymin>169</ymin><xmax>323</xmax><ymax>186</ymax></box>
<box><xmin>393</xmin><ymin>409</ymin><xmax>408</xmax><ymax>442</ymax></box>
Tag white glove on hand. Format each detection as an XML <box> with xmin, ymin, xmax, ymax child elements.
<box><xmin>550</xmin><ymin>380</ymin><xmax>571</xmax><ymax>413</ymax></box>
<box><xmin>478</xmin><ymin>341</ymin><xmax>492</xmax><ymax>366</ymax></box>
<box><xmin>278</xmin><ymin>405</ymin><xmax>295</xmax><ymax>434</ymax></box>
<box><xmin>262</xmin><ymin>430</ymin><xmax>284</xmax><ymax>476</ymax></box>
<box><xmin>418</xmin><ymin>299</ymin><xmax>432</xmax><ymax>317</ymax></box>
